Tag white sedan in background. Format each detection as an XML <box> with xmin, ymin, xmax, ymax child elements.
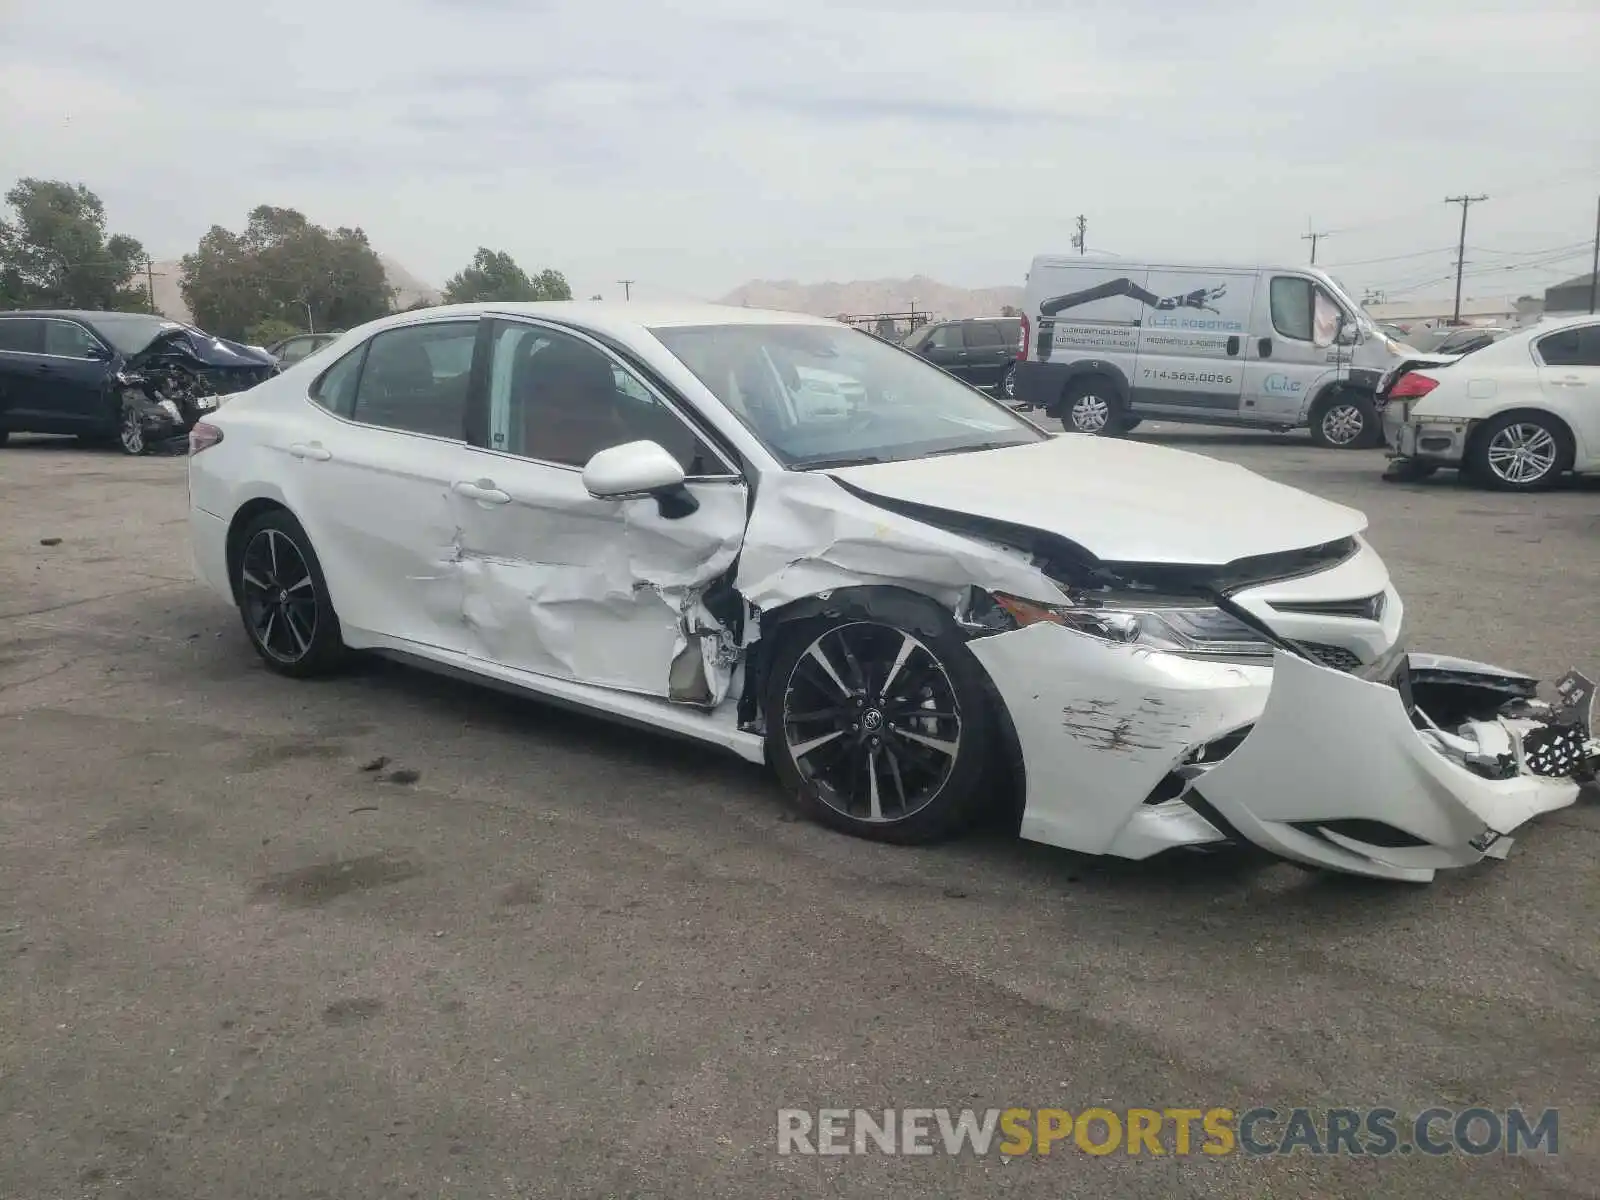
<box><xmin>1380</xmin><ymin>313</ymin><xmax>1600</xmax><ymax>490</ymax></box>
<box><xmin>187</xmin><ymin>303</ymin><xmax>1597</xmax><ymax>881</ymax></box>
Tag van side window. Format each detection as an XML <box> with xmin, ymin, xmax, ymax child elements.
<box><xmin>1269</xmin><ymin>277</ymin><xmax>1315</xmax><ymax>342</ymax></box>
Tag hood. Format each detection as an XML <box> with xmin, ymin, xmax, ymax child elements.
<box><xmin>129</xmin><ymin>326</ymin><xmax>279</xmax><ymax>370</ymax></box>
<box><xmin>824</xmin><ymin>435</ymin><xmax>1367</xmax><ymax>566</ymax></box>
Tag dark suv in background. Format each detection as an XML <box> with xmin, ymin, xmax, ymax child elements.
<box><xmin>902</xmin><ymin>317</ymin><xmax>1023</xmax><ymax>400</ymax></box>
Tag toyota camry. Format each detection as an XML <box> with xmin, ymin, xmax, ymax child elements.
<box><xmin>186</xmin><ymin>302</ymin><xmax>1597</xmax><ymax>881</ymax></box>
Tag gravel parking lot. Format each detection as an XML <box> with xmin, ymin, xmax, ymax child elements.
<box><xmin>2</xmin><ymin>427</ymin><xmax>1598</xmax><ymax>1199</ymax></box>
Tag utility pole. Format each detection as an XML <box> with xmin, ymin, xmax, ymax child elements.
<box><xmin>1302</xmin><ymin>227</ymin><xmax>1330</xmax><ymax>264</ymax></box>
<box><xmin>1444</xmin><ymin>193</ymin><xmax>1488</xmax><ymax>325</ymax></box>
<box><xmin>1071</xmin><ymin>215</ymin><xmax>1086</xmax><ymax>255</ymax></box>
<box><xmin>143</xmin><ymin>256</ymin><xmax>157</xmax><ymax>312</ymax></box>
<box><xmin>617</xmin><ymin>279</ymin><xmax>634</xmax><ymax>301</ymax></box>
<box><xmin>1589</xmin><ymin>194</ymin><xmax>1598</xmax><ymax>314</ymax></box>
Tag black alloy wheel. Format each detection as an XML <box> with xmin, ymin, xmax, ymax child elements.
<box><xmin>234</xmin><ymin>510</ymin><xmax>346</xmax><ymax>676</ymax></box>
<box><xmin>764</xmin><ymin>600</ymin><xmax>995</xmax><ymax>844</ymax></box>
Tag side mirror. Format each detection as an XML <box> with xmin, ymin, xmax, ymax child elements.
<box><xmin>582</xmin><ymin>440</ymin><xmax>698</xmax><ymax>518</ymax></box>
<box><xmin>86</xmin><ymin>341</ymin><xmax>113</xmax><ymax>361</ymax></box>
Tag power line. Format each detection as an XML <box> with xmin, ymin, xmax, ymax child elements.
<box><xmin>1444</xmin><ymin>194</ymin><xmax>1489</xmax><ymax>323</ymax></box>
<box><xmin>1321</xmin><ymin>245</ymin><xmax>1455</xmax><ymax>269</ymax></box>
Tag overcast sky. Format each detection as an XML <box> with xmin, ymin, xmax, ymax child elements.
<box><xmin>3</xmin><ymin>0</ymin><xmax>1597</xmax><ymax>303</ymax></box>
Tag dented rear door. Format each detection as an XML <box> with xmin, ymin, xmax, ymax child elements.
<box><xmin>450</xmin><ymin>318</ymin><xmax>748</xmax><ymax>702</ymax></box>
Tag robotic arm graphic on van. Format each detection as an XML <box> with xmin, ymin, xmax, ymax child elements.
<box><xmin>1039</xmin><ymin>278</ymin><xmax>1227</xmax><ymax>318</ymax></box>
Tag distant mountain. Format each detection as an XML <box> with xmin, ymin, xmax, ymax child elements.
<box><xmin>148</xmin><ymin>255</ymin><xmax>441</xmax><ymax>325</ymax></box>
<box><xmin>718</xmin><ymin>274</ymin><xmax>1024</xmax><ymax>320</ymax></box>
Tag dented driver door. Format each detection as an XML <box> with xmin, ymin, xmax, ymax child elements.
<box><xmin>448</xmin><ymin>318</ymin><xmax>749</xmax><ymax>705</ymax></box>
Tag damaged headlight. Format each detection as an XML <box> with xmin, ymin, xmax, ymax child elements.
<box><xmin>990</xmin><ymin>592</ymin><xmax>1274</xmax><ymax>661</ymax></box>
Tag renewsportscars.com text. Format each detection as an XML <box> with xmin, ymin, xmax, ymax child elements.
<box><xmin>777</xmin><ymin>1106</ymin><xmax>1559</xmax><ymax>1157</ymax></box>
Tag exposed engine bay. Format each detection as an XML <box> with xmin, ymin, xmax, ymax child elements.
<box><xmin>116</xmin><ymin>326</ymin><xmax>277</xmax><ymax>453</ymax></box>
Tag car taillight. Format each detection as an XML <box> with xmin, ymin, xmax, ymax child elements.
<box><xmin>189</xmin><ymin>422</ymin><xmax>224</xmax><ymax>454</ymax></box>
<box><xmin>1018</xmin><ymin>314</ymin><xmax>1030</xmax><ymax>361</ymax></box>
<box><xmin>1388</xmin><ymin>373</ymin><xmax>1439</xmax><ymax>400</ymax></box>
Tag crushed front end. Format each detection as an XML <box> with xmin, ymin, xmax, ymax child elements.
<box><xmin>961</xmin><ymin>536</ymin><xmax>1596</xmax><ymax>881</ymax></box>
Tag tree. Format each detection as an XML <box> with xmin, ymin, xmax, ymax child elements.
<box><xmin>180</xmin><ymin>205</ymin><xmax>393</xmax><ymax>340</ymax></box>
<box><xmin>244</xmin><ymin>318</ymin><xmax>301</xmax><ymax>347</ymax></box>
<box><xmin>0</xmin><ymin>178</ymin><xmax>149</xmax><ymax>311</ymax></box>
<box><xmin>442</xmin><ymin>248</ymin><xmax>571</xmax><ymax>303</ymax></box>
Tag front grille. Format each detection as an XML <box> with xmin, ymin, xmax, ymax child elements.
<box><xmin>1295</xmin><ymin>642</ymin><xmax>1364</xmax><ymax>673</ymax></box>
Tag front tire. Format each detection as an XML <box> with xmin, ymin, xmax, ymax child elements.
<box><xmin>234</xmin><ymin>509</ymin><xmax>347</xmax><ymax>677</ymax></box>
<box><xmin>117</xmin><ymin>402</ymin><xmax>147</xmax><ymax>456</ymax></box>
<box><xmin>1467</xmin><ymin>412</ymin><xmax>1573</xmax><ymax>491</ymax></box>
<box><xmin>1308</xmin><ymin>390</ymin><xmax>1382</xmax><ymax>449</ymax></box>
<box><xmin>763</xmin><ymin>593</ymin><xmax>995</xmax><ymax>844</ymax></box>
<box><xmin>1060</xmin><ymin>378</ymin><xmax>1124</xmax><ymax>436</ymax></box>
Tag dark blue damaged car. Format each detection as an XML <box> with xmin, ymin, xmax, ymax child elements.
<box><xmin>0</xmin><ymin>310</ymin><xmax>279</xmax><ymax>454</ymax></box>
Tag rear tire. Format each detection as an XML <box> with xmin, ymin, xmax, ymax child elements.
<box><xmin>233</xmin><ymin>509</ymin><xmax>348</xmax><ymax>677</ymax></box>
<box><xmin>1059</xmin><ymin>378</ymin><xmax>1124</xmax><ymax>436</ymax></box>
<box><xmin>1308</xmin><ymin>390</ymin><xmax>1382</xmax><ymax>450</ymax></box>
<box><xmin>763</xmin><ymin>592</ymin><xmax>996</xmax><ymax>845</ymax></box>
<box><xmin>998</xmin><ymin>363</ymin><xmax>1017</xmax><ymax>401</ymax></box>
<box><xmin>1466</xmin><ymin>411</ymin><xmax>1572</xmax><ymax>492</ymax></box>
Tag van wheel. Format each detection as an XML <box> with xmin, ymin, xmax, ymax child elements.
<box><xmin>1309</xmin><ymin>390</ymin><xmax>1381</xmax><ymax>449</ymax></box>
<box><xmin>1060</xmin><ymin>379</ymin><xmax>1123</xmax><ymax>436</ymax></box>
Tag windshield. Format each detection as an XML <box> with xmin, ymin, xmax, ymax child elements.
<box><xmin>83</xmin><ymin>312</ymin><xmax>186</xmax><ymax>356</ymax></box>
<box><xmin>650</xmin><ymin>323</ymin><xmax>1047</xmax><ymax>468</ymax></box>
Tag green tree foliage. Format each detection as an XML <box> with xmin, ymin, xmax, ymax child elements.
<box><xmin>244</xmin><ymin>318</ymin><xmax>302</xmax><ymax>348</ymax></box>
<box><xmin>0</xmin><ymin>178</ymin><xmax>150</xmax><ymax>311</ymax></box>
<box><xmin>180</xmin><ymin>206</ymin><xmax>393</xmax><ymax>340</ymax></box>
<box><xmin>442</xmin><ymin>248</ymin><xmax>572</xmax><ymax>304</ymax></box>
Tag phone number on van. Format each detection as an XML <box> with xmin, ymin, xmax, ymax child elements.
<box><xmin>1141</xmin><ymin>370</ymin><xmax>1236</xmax><ymax>385</ymax></box>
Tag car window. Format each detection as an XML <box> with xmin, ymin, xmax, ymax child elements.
<box><xmin>0</xmin><ymin>318</ymin><xmax>45</xmax><ymax>354</ymax></box>
<box><xmin>966</xmin><ymin>322</ymin><xmax>1005</xmax><ymax>348</ymax></box>
<box><xmin>1269</xmin><ymin>277</ymin><xmax>1315</xmax><ymax>341</ymax></box>
<box><xmin>42</xmin><ymin>320</ymin><xmax>103</xmax><ymax>358</ymax></box>
<box><xmin>1536</xmin><ymin>325</ymin><xmax>1600</xmax><ymax>368</ymax></box>
<box><xmin>277</xmin><ymin>337</ymin><xmax>316</xmax><ymax>363</ymax></box>
<box><xmin>484</xmin><ymin>321</ymin><xmax>726</xmax><ymax>474</ymax></box>
<box><xmin>309</xmin><ymin>344</ymin><xmax>367</xmax><ymax>417</ymax></box>
<box><xmin>344</xmin><ymin>321</ymin><xmax>477</xmax><ymax>437</ymax></box>
<box><xmin>927</xmin><ymin>324</ymin><xmax>963</xmax><ymax>350</ymax></box>
<box><xmin>651</xmin><ymin>323</ymin><xmax>1047</xmax><ymax>468</ymax></box>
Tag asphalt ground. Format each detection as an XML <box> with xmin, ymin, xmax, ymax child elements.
<box><xmin>2</xmin><ymin>426</ymin><xmax>1598</xmax><ymax>1199</ymax></box>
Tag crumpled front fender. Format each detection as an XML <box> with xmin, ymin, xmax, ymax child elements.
<box><xmin>1193</xmin><ymin>651</ymin><xmax>1586</xmax><ymax>881</ymax></box>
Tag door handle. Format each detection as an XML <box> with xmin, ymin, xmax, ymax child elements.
<box><xmin>1257</xmin><ymin>338</ymin><xmax>1273</xmax><ymax>359</ymax></box>
<box><xmin>289</xmin><ymin>442</ymin><xmax>332</xmax><ymax>461</ymax></box>
<box><xmin>1551</xmin><ymin>376</ymin><xmax>1587</xmax><ymax>387</ymax></box>
<box><xmin>1225</xmin><ymin>336</ymin><xmax>1240</xmax><ymax>357</ymax></box>
<box><xmin>453</xmin><ymin>480</ymin><xmax>511</xmax><ymax>505</ymax></box>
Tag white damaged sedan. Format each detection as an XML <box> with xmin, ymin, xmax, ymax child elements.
<box><xmin>186</xmin><ymin>303</ymin><xmax>1598</xmax><ymax>881</ymax></box>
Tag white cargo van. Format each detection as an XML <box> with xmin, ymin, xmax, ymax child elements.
<box><xmin>1013</xmin><ymin>255</ymin><xmax>1425</xmax><ymax>448</ymax></box>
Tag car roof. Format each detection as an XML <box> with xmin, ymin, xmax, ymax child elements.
<box><xmin>367</xmin><ymin>300</ymin><xmax>842</xmax><ymax>342</ymax></box>
<box><xmin>0</xmin><ymin>309</ymin><xmax>163</xmax><ymax>322</ymax></box>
